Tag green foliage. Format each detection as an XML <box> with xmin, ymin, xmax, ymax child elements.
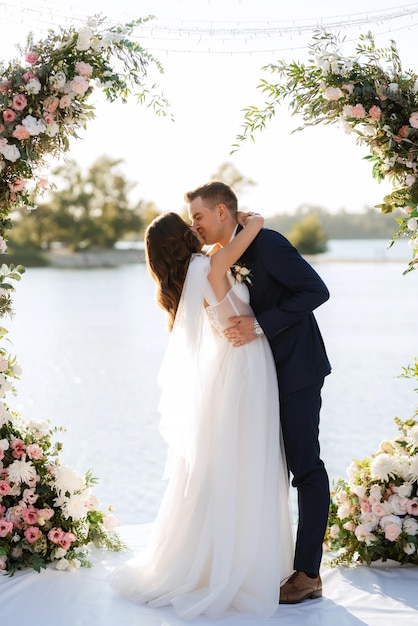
<box><xmin>10</xmin><ymin>156</ymin><xmax>152</xmax><ymax>250</ymax></box>
<box><xmin>286</xmin><ymin>213</ymin><xmax>328</xmax><ymax>254</ymax></box>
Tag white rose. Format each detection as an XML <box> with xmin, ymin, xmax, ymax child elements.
<box><xmin>407</xmin><ymin>218</ymin><xmax>418</xmax><ymax>231</ymax></box>
<box><xmin>404</xmin><ymin>542</ymin><xmax>416</xmax><ymax>555</ymax></box>
<box><xmin>329</xmin><ymin>524</ymin><xmax>340</xmax><ymax>539</ymax></box>
<box><xmin>388</xmin><ymin>83</ymin><xmax>399</xmax><ymax>93</ymax></box>
<box><xmin>0</xmin><ymin>143</ymin><xmax>20</xmax><ymax>162</ymax></box>
<box><xmin>0</xmin><ymin>438</ymin><xmax>10</xmax><ymax>450</ymax></box>
<box><xmin>53</xmin><ymin>547</ymin><xmax>67</xmax><ymax>559</ymax></box>
<box><xmin>45</xmin><ymin>122</ymin><xmax>59</xmax><ymax>137</ymax></box>
<box><xmin>55</xmin><ymin>558</ymin><xmax>70</xmax><ymax>571</ymax></box>
<box><xmin>323</xmin><ymin>86</ymin><xmax>344</xmax><ymax>101</ymax></box>
<box><xmin>405</xmin><ymin>175</ymin><xmax>416</xmax><ymax>186</ymax></box>
<box><xmin>351</xmin><ymin>484</ymin><xmax>366</xmax><ymax>498</ymax></box>
<box><xmin>403</xmin><ymin>517</ymin><xmax>418</xmax><ymax>535</ymax></box>
<box><xmin>397</xmin><ymin>483</ymin><xmax>413</xmax><ymax>498</ymax></box>
<box><xmin>76</xmin><ymin>28</ymin><xmax>93</xmax><ymax>51</ymax></box>
<box><xmin>22</xmin><ymin>115</ymin><xmax>46</xmax><ymax>136</ymax></box>
<box><xmin>26</xmin><ymin>78</ymin><xmax>41</xmax><ymax>95</ymax></box>
<box><xmin>49</xmin><ymin>71</ymin><xmax>67</xmax><ymax>91</ymax></box>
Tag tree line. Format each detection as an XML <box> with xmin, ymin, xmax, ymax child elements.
<box><xmin>7</xmin><ymin>157</ymin><xmax>402</xmax><ymax>262</ymax></box>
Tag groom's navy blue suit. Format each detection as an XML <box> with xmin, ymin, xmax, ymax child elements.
<box><xmin>239</xmin><ymin>225</ymin><xmax>331</xmax><ymax>576</ymax></box>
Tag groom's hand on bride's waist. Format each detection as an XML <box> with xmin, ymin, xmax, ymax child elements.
<box><xmin>224</xmin><ymin>315</ymin><xmax>258</xmax><ymax>347</ymax></box>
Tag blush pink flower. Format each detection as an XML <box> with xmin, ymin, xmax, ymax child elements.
<box><xmin>12</xmin><ymin>124</ymin><xmax>30</xmax><ymax>140</ymax></box>
<box><xmin>0</xmin><ymin>555</ymin><xmax>6</xmax><ymax>570</ymax></box>
<box><xmin>43</xmin><ymin>96</ymin><xmax>59</xmax><ymax>112</ymax></box>
<box><xmin>0</xmin><ymin>448</ymin><xmax>4</xmax><ymax>461</ymax></box>
<box><xmin>11</xmin><ymin>439</ymin><xmax>26</xmax><ymax>459</ymax></box>
<box><xmin>341</xmin><ymin>83</ymin><xmax>354</xmax><ymax>95</ymax></box>
<box><xmin>70</xmin><ymin>76</ymin><xmax>89</xmax><ymax>95</ymax></box>
<box><xmin>22</xmin><ymin>71</ymin><xmax>37</xmax><ymax>84</ymax></box>
<box><xmin>360</xmin><ymin>497</ymin><xmax>372</xmax><ymax>513</ymax></box>
<box><xmin>398</xmin><ymin>125</ymin><xmax>410</xmax><ymax>138</ymax></box>
<box><xmin>0</xmin><ymin>480</ymin><xmax>10</xmax><ymax>495</ymax></box>
<box><xmin>406</xmin><ymin>497</ymin><xmax>418</xmax><ymax>516</ymax></box>
<box><xmin>369</xmin><ymin>105</ymin><xmax>381</xmax><ymax>120</ymax></box>
<box><xmin>409</xmin><ymin>112</ymin><xmax>418</xmax><ymax>128</ymax></box>
<box><xmin>75</xmin><ymin>61</ymin><xmax>93</xmax><ymax>78</ymax></box>
<box><xmin>59</xmin><ymin>531</ymin><xmax>77</xmax><ymax>549</ymax></box>
<box><xmin>12</xmin><ymin>94</ymin><xmax>27</xmax><ymax>111</ymax></box>
<box><xmin>8</xmin><ymin>178</ymin><xmax>27</xmax><ymax>193</ymax></box>
<box><xmin>21</xmin><ymin>506</ymin><xmax>39</xmax><ymax>525</ymax></box>
<box><xmin>59</xmin><ymin>94</ymin><xmax>72</xmax><ymax>108</ymax></box>
<box><xmin>48</xmin><ymin>527</ymin><xmax>65</xmax><ymax>544</ymax></box>
<box><xmin>0</xmin><ymin>124</ymin><xmax>4</xmax><ymax>133</ymax></box>
<box><xmin>22</xmin><ymin>487</ymin><xmax>39</xmax><ymax>504</ymax></box>
<box><xmin>0</xmin><ymin>80</ymin><xmax>11</xmax><ymax>92</ymax></box>
<box><xmin>384</xmin><ymin>523</ymin><xmax>402</xmax><ymax>541</ymax></box>
<box><xmin>38</xmin><ymin>508</ymin><xmax>54</xmax><ymax>521</ymax></box>
<box><xmin>24</xmin><ymin>526</ymin><xmax>42</xmax><ymax>544</ymax></box>
<box><xmin>43</xmin><ymin>111</ymin><xmax>55</xmax><ymax>125</ymax></box>
<box><xmin>3</xmin><ymin>109</ymin><xmax>16</xmax><ymax>123</ymax></box>
<box><xmin>351</xmin><ymin>103</ymin><xmax>366</xmax><ymax>118</ymax></box>
<box><xmin>0</xmin><ymin>519</ymin><xmax>13</xmax><ymax>537</ymax></box>
<box><xmin>25</xmin><ymin>52</ymin><xmax>39</xmax><ymax>64</ymax></box>
<box><xmin>26</xmin><ymin>444</ymin><xmax>43</xmax><ymax>460</ymax></box>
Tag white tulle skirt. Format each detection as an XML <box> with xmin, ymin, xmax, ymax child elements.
<box><xmin>111</xmin><ymin>333</ymin><xmax>294</xmax><ymax>620</ymax></box>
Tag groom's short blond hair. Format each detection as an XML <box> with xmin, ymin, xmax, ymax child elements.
<box><xmin>185</xmin><ymin>181</ymin><xmax>238</xmax><ymax>216</ymax></box>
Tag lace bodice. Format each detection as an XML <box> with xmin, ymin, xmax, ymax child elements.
<box><xmin>205</xmin><ymin>275</ymin><xmax>253</xmax><ymax>335</ymax></box>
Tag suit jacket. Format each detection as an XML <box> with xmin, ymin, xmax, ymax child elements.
<box><xmin>238</xmin><ymin>226</ymin><xmax>331</xmax><ymax>394</ymax></box>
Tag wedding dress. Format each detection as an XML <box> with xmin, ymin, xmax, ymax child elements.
<box><xmin>111</xmin><ymin>254</ymin><xmax>294</xmax><ymax>620</ymax></box>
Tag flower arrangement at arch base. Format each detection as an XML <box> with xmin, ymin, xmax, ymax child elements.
<box><xmin>0</xmin><ymin>329</ymin><xmax>125</xmax><ymax>576</ymax></box>
<box><xmin>325</xmin><ymin>359</ymin><xmax>418</xmax><ymax>566</ymax></box>
<box><xmin>235</xmin><ymin>30</ymin><xmax>418</xmax><ymax>273</ymax></box>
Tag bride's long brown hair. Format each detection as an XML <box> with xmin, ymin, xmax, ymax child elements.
<box><xmin>145</xmin><ymin>212</ymin><xmax>202</xmax><ymax>330</ymax></box>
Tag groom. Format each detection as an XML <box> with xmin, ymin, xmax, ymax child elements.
<box><xmin>186</xmin><ymin>181</ymin><xmax>331</xmax><ymax>604</ymax></box>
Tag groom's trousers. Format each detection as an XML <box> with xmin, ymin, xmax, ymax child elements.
<box><xmin>279</xmin><ymin>379</ymin><xmax>330</xmax><ymax>576</ymax></box>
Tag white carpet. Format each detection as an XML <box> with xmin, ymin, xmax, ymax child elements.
<box><xmin>1</xmin><ymin>525</ymin><xmax>417</xmax><ymax>626</ymax></box>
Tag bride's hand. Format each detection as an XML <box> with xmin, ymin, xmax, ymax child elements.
<box><xmin>236</xmin><ymin>211</ymin><xmax>262</xmax><ymax>227</ymax></box>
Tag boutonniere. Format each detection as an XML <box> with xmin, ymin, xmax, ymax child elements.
<box><xmin>230</xmin><ymin>262</ymin><xmax>253</xmax><ymax>285</ymax></box>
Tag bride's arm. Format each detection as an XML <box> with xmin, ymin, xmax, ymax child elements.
<box><xmin>208</xmin><ymin>214</ymin><xmax>263</xmax><ymax>282</ymax></box>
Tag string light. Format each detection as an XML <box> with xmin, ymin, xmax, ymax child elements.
<box><xmin>1</xmin><ymin>0</ymin><xmax>418</xmax><ymax>54</ymax></box>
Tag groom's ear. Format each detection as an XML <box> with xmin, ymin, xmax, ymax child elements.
<box><xmin>217</xmin><ymin>203</ymin><xmax>228</xmax><ymax>221</ymax></box>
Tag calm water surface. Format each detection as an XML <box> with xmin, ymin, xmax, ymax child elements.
<box><xmin>5</xmin><ymin>240</ymin><xmax>417</xmax><ymax>524</ymax></box>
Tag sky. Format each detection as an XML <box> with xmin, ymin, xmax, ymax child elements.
<box><xmin>2</xmin><ymin>0</ymin><xmax>418</xmax><ymax>216</ymax></box>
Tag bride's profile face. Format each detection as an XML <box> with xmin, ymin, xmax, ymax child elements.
<box><xmin>190</xmin><ymin>225</ymin><xmax>205</xmax><ymax>248</ymax></box>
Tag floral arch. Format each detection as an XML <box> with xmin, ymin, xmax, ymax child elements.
<box><xmin>0</xmin><ymin>16</ymin><xmax>169</xmax><ymax>575</ymax></box>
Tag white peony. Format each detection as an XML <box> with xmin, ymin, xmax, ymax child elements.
<box><xmin>26</xmin><ymin>78</ymin><xmax>41</xmax><ymax>95</ymax></box>
<box><xmin>388</xmin><ymin>494</ymin><xmax>408</xmax><ymax>516</ymax></box>
<box><xmin>379</xmin><ymin>514</ymin><xmax>402</xmax><ymax>530</ymax></box>
<box><xmin>359</xmin><ymin>512</ymin><xmax>378</xmax><ymax>530</ymax></box>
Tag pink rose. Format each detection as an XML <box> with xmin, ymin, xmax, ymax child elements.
<box><xmin>25</xmin><ymin>51</ymin><xmax>39</xmax><ymax>64</ymax></box>
<box><xmin>342</xmin><ymin>83</ymin><xmax>354</xmax><ymax>95</ymax></box>
<box><xmin>369</xmin><ymin>105</ymin><xmax>381</xmax><ymax>120</ymax></box>
<box><xmin>22</xmin><ymin>71</ymin><xmax>37</xmax><ymax>84</ymax></box>
<box><xmin>12</xmin><ymin>124</ymin><xmax>30</xmax><ymax>140</ymax></box>
<box><xmin>8</xmin><ymin>178</ymin><xmax>27</xmax><ymax>193</ymax></box>
<box><xmin>0</xmin><ymin>80</ymin><xmax>11</xmax><ymax>93</ymax></box>
<box><xmin>409</xmin><ymin>112</ymin><xmax>418</xmax><ymax>128</ymax></box>
<box><xmin>343</xmin><ymin>521</ymin><xmax>356</xmax><ymax>531</ymax></box>
<box><xmin>59</xmin><ymin>94</ymin><xmax>72</xmax><ymax>108</ymax></box>
<box><xmin>11</xmin><ymin>439</ymin><xmax>26</xmax><ymax>459</ymax></box>
<box><xmin>351</xmin><ymin>104</ymin><xmax>366</xmax><ymax>118</ymax></box>
<box><xmin>402</xmin><ymin>206</ymin><xmax>415</xmax><ymax>214</ymax></box>
<box><xmin>12</xmin><ymin>94</ymin><xmax>27</xmax><ymax>111</ymax></box>
<box><xmin>384</xmin><ymin>523</ymin><xmax>402</xmax><ymax>541</ymax></box>
<box><xmin>0</xmin><ymin>480</ymin><xmax>10</xmax><ymax>495</ymax></box>
<box><xmin>43</xmin><ymin>96</ymin><xmax>59</xmax><ymax>112</ymax></box>
<box><xmin>24</xmin><ymin>526</ymin><xmax>42</xmax><ymax>544</ymax></box>
<box><xmin>26</xmin><ymin>443</ymin><xmax>43</xmax><ymax>460</ymax></box>
<box><xmin>360</xmin><ymin>498</ymin><xmax>372</xmax><ymax>513</ymax></box>
<box><xmin>22</xmin><ymin>488</ymin><xmax>39</xmax><ymax>504</ymax></box>
<box><xmin>3</xmin><ymin>109</ymin><xmax>16</xmax><ymax>123</ymax></box>
<box><xmin>0</xmin><ymin>519</ymin><xmax>13</xmax><ymax>537</ymax></box>
<box><xmin>21</xmin><ymin>506</ymin><xmax>39</xmax><ymax>525</ymax></box>
<box><xmin>75</xmin><ymin>61</ymin><xmax>93</xmax><ymax>78</ymax></box>
<box><xmin>70</xmin><ymin>76</ymin><xmax>89</xmax><ymax>95</ymax></box>
<box><xmin>48</xmin><ymin>527</ymin><xmax>65</xmax><ymax>544</ymax></box>
<box><xmin>59</xmin><ymin>532</ymin><xmax>77</xmax><ymax>550</ymax></box>
<box><xmin>371</xmin><ymin>502</ymin><xmax>386</xmax><ymax>517</ymax></box>
<box><xmin>38</xmin><ymin>508</ymin><xmax>54</xmax><ymax>521</ymax></box>
<box><xmin>43</xmin><ymin>111</ymin><xmax>55</xmax><ymax>125</ymax></box>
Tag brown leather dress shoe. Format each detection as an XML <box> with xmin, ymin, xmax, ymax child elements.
<box><xmin>279</xmin><ymin>571</ymin><xmax>322</xmax><ymax>604</ymax></box>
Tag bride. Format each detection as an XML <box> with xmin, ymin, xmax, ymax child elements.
<box><xmin>111</xmin><ymin>210</ymin><xmax>293</xmax><ymax>620</ymax></box>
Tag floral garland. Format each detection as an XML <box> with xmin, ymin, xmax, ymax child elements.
<box><xmin>235</xmin><ymin>31</ymin><xmax>418</xmax><ymax>273</ymax></box>
<box><xmin>325</xmin><ymin>359</ymin><xmax>418</xmax><ymax>566</ymax></box>
<box><xmin>0</xmin><ymin>14</ymin><xmax>169</xmax><ymax>297</ymax></box>
<box><xmin>0</xmin><ymin>326</ymin><xmax>125</xmax><ymax>576</ymax></box>
<box><xmin>0</xmin><ymin>16</ymin><xmax>168</xmax><ymax>574</ymax></box>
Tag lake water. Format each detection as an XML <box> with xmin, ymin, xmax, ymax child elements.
<box><xmin>4</xmin><ymin>239</ymin><xmax>417</xmax><ymax>525</ymax></box>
